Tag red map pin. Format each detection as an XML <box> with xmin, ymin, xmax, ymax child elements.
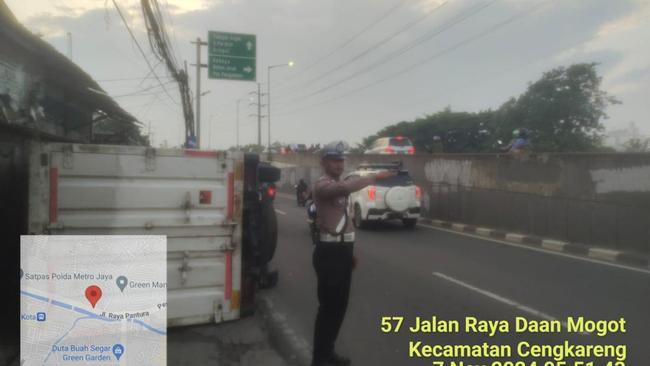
<box><xmin>85</xmin><ymin>285</ymin><xmax>102</xmax><ymax>308</ymax></box>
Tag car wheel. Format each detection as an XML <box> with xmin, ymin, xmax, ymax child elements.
<box><xmin>353</xmin><ymin>204</ymin><xmax>366</xmax><ymax>229</ymax></box>
<box><xmin>402</xmin><ymin>218</ymin><xmax>417</xmax><ymax>229</ymax></box>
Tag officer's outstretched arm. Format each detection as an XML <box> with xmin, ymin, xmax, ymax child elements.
<box><xmin>315</xmin><ymin>176</ymin><xmax>376</xmax><ymax>199</ymax></box>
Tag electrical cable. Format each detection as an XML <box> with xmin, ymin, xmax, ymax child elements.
<box><xmin>277</xmin><ymin>0</ymin><xmax>496</xmax><ymax>106</ymax></box>
<box><xmin>285</xmin><ymin>0</ymin><xmax>411</xmax><ymax>82</ymax></box>
<box><xmin>276</xmin><ymin>1</ymin><xmax>550</xmax><ymax>117</ymax></box>
<box><xmin>111</xmin><ymin>0</ymin><xmax>179</xmax><ymax>106</ymax></box>
<box><xmin>293</xmin><ymin>1</ymin><xmax>449</xmax><ymax>91</ymax></box>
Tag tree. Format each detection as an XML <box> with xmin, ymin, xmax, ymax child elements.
<box><xmin>623</xmin><ymin>138</ymin><xmax>650</xmax><ymax>152</ymax></box>
<box><xmin>493</xmin><ymin>63</ymin><xmax>619</xmax><ymax>152</ymax></box>
<box><xmin>363</xmin><ymin>107</ymin><xmax>496</xmax><ymax>153</ymax></box>
<box><xmin>361</xmin><ymin>63</ymin><xmax>619</xmax><ymax>153</ymax></box>
<box><xmin>348</xmin><ymin>143</ymin><xmax>368</xmax><ymax>154</ymax></box>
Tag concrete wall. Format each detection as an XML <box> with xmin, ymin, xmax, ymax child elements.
<box><xmin>270</xmin><ymin>153</ymin><xmax>650</xmax><ymax>254</ymax></box>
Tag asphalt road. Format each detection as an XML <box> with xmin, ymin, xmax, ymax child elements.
<box><xmin>264</xmin><ymin>195</ymin><xmax>650</xmax><ymax>366</ymax></box>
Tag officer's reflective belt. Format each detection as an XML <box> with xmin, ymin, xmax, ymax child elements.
<box><xmin>319</xmin><ymin>232</ymin><xmax>355</xmax><ymax>243</ymax></box>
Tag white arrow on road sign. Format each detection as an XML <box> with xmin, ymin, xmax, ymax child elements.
<box><xmin>246</xmin><ymin>41</ymin><xmax>252</xmax><ymax>51</ymax></box>
<box><xmin>243</xmin><ymin>66</ymin><xmax>252</xmax><ymax>73</ymax></box>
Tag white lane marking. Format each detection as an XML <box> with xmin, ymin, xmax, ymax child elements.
<box><xmin>274</xmin><ymin>209</ymin><xmax>287</xmax><ymax>215</ymax></box>
<box><xmin>418</xmin><ymin>223</ymin><xmax>650</xmax><ymax>275</ymax></box>
<box><xmin>433</xmin><ymin>272</ymin><xmax>588</xmax><ymax>335</ymax></box>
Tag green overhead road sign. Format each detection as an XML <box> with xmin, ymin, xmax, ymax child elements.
<box><xmin>208</xmin><ymin>31</ymin><xmax>256</xmax><ymax>81</ymax></box>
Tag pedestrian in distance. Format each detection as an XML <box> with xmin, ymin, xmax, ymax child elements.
<box><xmin>310</xmin><ymin>141</ymin><xmax>396</xmax><ymax>366</ymax></box>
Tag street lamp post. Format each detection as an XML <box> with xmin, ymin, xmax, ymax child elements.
<box><xmin>267</xmin><ymin>61</ymin><xmax>294</xmax><ymax>152</ymax></box>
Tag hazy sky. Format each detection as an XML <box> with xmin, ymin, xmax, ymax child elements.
<box><xmin>6</xmin><ymin>0</ymin><xmax>650</xmax><ymax>148</ymax></box>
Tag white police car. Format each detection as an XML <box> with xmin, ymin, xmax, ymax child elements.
<box><xmin>346</xmin><ymin>163</ymin><xmax>421</xmax><ymax>229</ymax></box>
<box><xmin>365</xmin><ymin>136</ymin><xmax>415</xmax><ymax>155</ymax></box>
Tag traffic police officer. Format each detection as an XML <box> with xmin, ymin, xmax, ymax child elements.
<box><xmin>311</xmin><ymin>141</ymin><xmax>395</xmax><ymax>366</ymax></box>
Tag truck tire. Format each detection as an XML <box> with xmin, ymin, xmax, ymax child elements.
<box><xmin>258</xmin><ymin>202</ymin><xmax>278</xmax><ymax>264</ymax></box>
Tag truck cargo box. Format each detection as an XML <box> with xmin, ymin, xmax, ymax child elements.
<box><xmin>26</xmin><ymin>142</ymin><xmax>245</xmax><ymax>326</ymax></box>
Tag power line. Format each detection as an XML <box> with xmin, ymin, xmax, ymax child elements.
<box><xmin>137</xmin><ymin>59</ymin><xmax>163</xmax><ymax>87</ymax></box>
<box><xmin>141</xmin><ymin>0</ymin><xmax>195</xmax><ymax>143</ymax></box>
<box><xmin>96</xmin><ymin>75</ymin><xmax>175</xmax><ymax>82</ymax></box>
<box><xmin>276</xmin><ymin>0</ymin><xmax>550</xmax><ymax>117</ymax></box>
<box><xmin>285</xmin><ymin>0</ymin><xmax>410</xmax><ymax>82</ymax></box>
<box><xmin>111</xmin><ymin>0</ymin><xmax>179</xmax><ymax>106</ymax></box>
<box><xmin>161</xmin><ymin>0</ymin><xmax>182</xmax><ymax>67</ymax></box>
<box><xmin>111</xmin><ymin>80</ymin><xmax>177</xmax><ymax>98</ymax></box>
<box><xmin>124</xmin><ymin>92</ymin><xmax>182</xmax><ymax>113</ymax></box>
<box><xmin>289</xmin><ymin>0</ymin><xmax>449</xmax><ymax>92</ymax></box>
<box><xmin>277</xmin><ymin>0</ymin><xmax>495</xmax><ymax>107</ymax></box>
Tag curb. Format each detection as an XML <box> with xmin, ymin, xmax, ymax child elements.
<box><xmin>256</xmin><ymin>294</ymin><xmax>311</xmax><ymax>366</ymax></box>
<box><xmin>418</xmin><ymin>218</ymin><xmax>650</xmax><ymax>268</ymax></box>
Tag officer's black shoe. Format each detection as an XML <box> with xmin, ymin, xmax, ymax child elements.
<box><xmin>325</xmin><ymin>352</ymin><xmax>351</xmax><ymax>366</ymax></box>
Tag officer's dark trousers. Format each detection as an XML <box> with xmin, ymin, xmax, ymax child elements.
<box><xmin>312</xmin><ymin>242</ymin><xmax>354</xmax><ymax>361</ymax></box>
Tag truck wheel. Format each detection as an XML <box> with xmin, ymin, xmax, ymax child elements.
<box><xmin>353</xmin><ymin>204</ymin><xmax>367</xmax><ymax>229</ymax></box>
<box><xmin>402</xmin><ymin>218</ymin><xmax>417</xmax><ymax>229</ymax></box>
<box><xmin>258</xmin><ymin>202</ymin><xmax>278</xmax><ymax>265</ymax></box>
<box><xmin>258</xmin><ymin>265</ymin><xmax>279</xmax><ymax>290</ymax></box>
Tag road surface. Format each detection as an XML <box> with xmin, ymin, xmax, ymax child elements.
<box><xmin>264</xmin><ymin>195</ymin><xmax>650</xmax><ymax>365</ymax></box>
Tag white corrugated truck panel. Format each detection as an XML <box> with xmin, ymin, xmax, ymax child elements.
<box><xmin>27</xmin><ymin>143</ymin><xmax>244</xmax><ymax>327</ymax></box>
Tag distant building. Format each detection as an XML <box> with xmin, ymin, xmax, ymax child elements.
<box><xmin>0</xmin><ymin>0</ymin><xmax>145</xmax><ymax>145</ymax></box>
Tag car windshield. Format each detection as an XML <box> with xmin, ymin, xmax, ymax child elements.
<box><xmin>375</xmin><ymin>171</ymin><xmax>413</xmax><ymax>187</ymax></box>
<box><xmin>389</xmin><ymin>137</ymin><xmax>412</xmax><ymax>147</ymax></box>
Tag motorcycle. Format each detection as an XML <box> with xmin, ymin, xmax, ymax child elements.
<box><xmin>294</xmin><ymin>184</ymin><xmax>309</xmax><ymax>207</ymax></box>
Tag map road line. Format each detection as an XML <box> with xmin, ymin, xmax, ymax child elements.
<box><xmin>20</xmin><ymin>290</ymin><xmax>167</xmax><ymax>335</ymax></box>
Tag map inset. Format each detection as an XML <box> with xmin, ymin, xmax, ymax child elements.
<box><xmin>20</xmin><ymin>236</ymin><xmax>167</xmax><ymax>365</ymax></box>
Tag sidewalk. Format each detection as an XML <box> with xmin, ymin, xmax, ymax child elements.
<box><xmin>169</xmin><ymin>313</ymin><xmax>289</xmax><ymax>366</ymax></box>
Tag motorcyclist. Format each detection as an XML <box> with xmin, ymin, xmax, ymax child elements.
<box><xmin>502</xmin><ymin>128</ymin><xmax>531</xmax><ymax>154</ymax></box>
<box><xmin>296</xmin><ymin>178</ymin><xmax>309</xmax><ymax>206</ymax></box>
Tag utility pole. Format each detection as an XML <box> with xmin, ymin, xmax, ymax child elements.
<box><xmin>257</xmin><ymin>82</ymin><xmax>262</xmax><ymax>146</ymax></box>
<box><xmin>236</xmin><ymin>98</ymin><xmax>244</xmax><ymax>149</ymax></box>
<box><xmin>66</xmin><ymin>32</ymin><xmax>73</xmax><ymax>61</ymax></box>
<box><xmin>208</xmin><ymin>115</ymin><xmax>212</xmax><ymax>149</ymax></box>
<box><xmin>147</xmin><ymin>121</ymin><xmax>154</xmax><ymax>147</ymax></box>
<box><xmin>190</xmin><ymin>37</ymin><xmax>208</xmax><ymax>148</ymax></box>
<box><xmin>249</xmin><ymin>84</ymin><xmax>266</xmax><ymax>148</ymax></box>
<box><xmin>267</xmin><ymin>62</ymin><xmax>293</xmax><ymax>152</ymax></box>
<box><xmin>267</xmin><ymin>70</ymin><xmax>271</xmax><ymax>149</ymax></box>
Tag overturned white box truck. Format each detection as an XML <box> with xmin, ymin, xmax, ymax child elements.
<box><xmin>17</xmin><ymin>142</ymin><xmax>279</xmax><ymax>326</ymax></box>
